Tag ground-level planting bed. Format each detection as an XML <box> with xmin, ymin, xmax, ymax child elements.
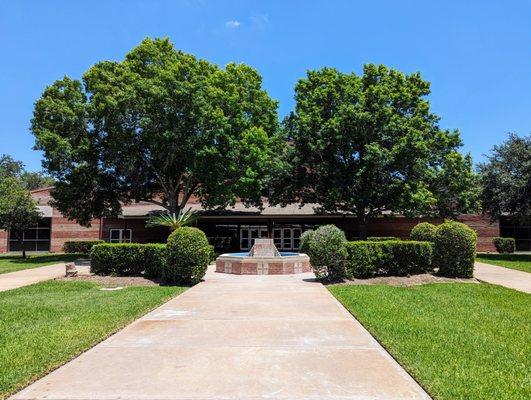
<box><xmin>329</xmin><ymin>283</ymin><xmax>530</xmax><ymax>400</ymax></box>
<box><xmin>0</xmin><ymin>280</ymin><xmax>185</xmax><ymax>399</ymax></box>
<box><xmin>0</xmin><ymin>253</ymin><xmax>83</xmax><ymax>275</ymax></box>
<box><xmin>476</xmin><ymin>253</ymin><xmax>531</xmax><ymax>273</ymax></box>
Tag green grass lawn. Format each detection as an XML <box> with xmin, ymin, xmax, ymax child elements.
<box><xmin>0</xmin><ymin>280</ymin><xmax>186</xmax><ymax>399</ymax></box>
<box><xmin>476</xmin><ymin>253</ymin><xmax>531</xmax><ymax>273</ymax></box>
<box><xmin>330</xmin><ymin>283</ymin><xmax>531</xmax><ymax>400</ymax></box>
<box><xmin>0</xmin><ymin>253</ymin><xmax>84</xmax><ymax>275</ymax></box>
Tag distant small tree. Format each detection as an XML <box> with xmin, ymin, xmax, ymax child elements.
<box><xmin>0</xmin><ymin>154</ymin><xmax>54</xmax><ymax>190</ymax></box>
<box><xmin>479</xmin><ymin>133</ymin><xmax>531</xmax><ymax>222</ymax></box>
<box><xmin>271</xmin><ymin>65</ymin><xmax>480</xmax><ymax>239</ymax></box>
<box><xmin>0</xmin><ymin>177</ymin><xmax>41</xmax><ymax>258</ymax></box>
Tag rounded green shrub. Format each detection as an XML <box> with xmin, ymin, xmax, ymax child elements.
<box><xmin>307</xmin><ymin>225</ymin><xmax>347</xmax><ymax>281</ymax></box>
<box><xmin>165</xmin><ymin>227</ymin><xmax>210</xmax><ymax>284</ymax></box>
<box><xmin>63</xmin><ymin>240</ymin><xmax>104</xmax><ymax>254</ymax></box>
<box><xmin>410</xmin><ymin>222</ymin><xmax>437</xmax><ymax>242</ymax></box>
<box><xmin>298</xmin><ymin>229</ymin><xmax>314</xmax><ymax>254</ymax></box>
<box><xmin>492</xmin><ymin>237</ymin><xmax>515</xmax><ymax>254</ymax></box>
<box><xmin>433</xmin><ymin>221</ymin><xmax>477</xmax><ymax>278</ymax></box>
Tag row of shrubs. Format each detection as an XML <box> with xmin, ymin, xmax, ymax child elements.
<box><xmin>63</xmin><ymin>240</ymin><xmax>104</xmax><ymax>254</ymax></box>
<box><xmin>301</xmin><ymin>221</ymin><xmax>478</xmax><ymax>281</ymax></box>
<box><xmin>66</xmin><ymin>227</ymin><xmax>212</xmax><ymax>285</ymax></box>
<box><xmin>492</xmin><ymin>237</ymin><xmax>515</xmax><ymax>253</ymax></box>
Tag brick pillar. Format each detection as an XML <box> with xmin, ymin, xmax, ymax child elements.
<box><xmin>0</xmin><ymin>229</ymin><xmax>7</xmax><ymax>253</ymax></box>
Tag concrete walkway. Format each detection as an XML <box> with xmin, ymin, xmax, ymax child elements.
<box><xmin>475</xmin><ymin>262</ymin><xmax>531</xmax><ymax>293</ymax></box>
<box><xmin>13</xmin><ymin>267</ymin><xmax>430</xmax><ymax>400</ymax></box>
<box><xmin>0</xmin><ymin>263</ymin><xmax>88</xmax><ymax>292</ymax></box>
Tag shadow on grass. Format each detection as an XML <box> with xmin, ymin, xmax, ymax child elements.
<box><xmin>477</xmin><ymin>253</ymin><xmax>531</xmax><ymax>262</ymax></box>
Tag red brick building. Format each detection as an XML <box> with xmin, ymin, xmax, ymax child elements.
<box><xmin>0</xmin><ymin>187</ymin><xmax>503</xmax><ymax>254</ymax></box>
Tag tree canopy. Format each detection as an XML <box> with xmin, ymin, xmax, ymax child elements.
<box><xmin>0</xmin><ymin>176</ymin><xmax>40</xmax><ymax>257</ymax></box>
<box><xmin>479</xmin><ymin>133</ymin><xmax>531</xmax><ymax>222</ymax></box>
<box><xmin>0</xmin><ymin>154</ymin><xmax>54</xmax><ymax>190</ymax></box>
<box><xmin>270</xmin><ymin>65</ymin><xmax>479</xmax><ymax>238</ymax></box>
<box><xmin>32</xmin><ymin>38</ymin><xmax>280</xmax><ymax>226</ymax></box>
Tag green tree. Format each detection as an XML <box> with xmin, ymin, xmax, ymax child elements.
<box><xmin>0</xmin><ymin>154</ymin><xmax>54</xmax><ymax>190</ymax></box>
<box><xmin>31</xmin><ymin>38</ymin><xmax>280</xmax><ymax>226</ymax></box>
<box><xmin>271</xmin><ymin>65</ymin><xmax>479</xmax><ymax>239</ymax></box>
<box><xmin>479</xmin><ymin>133</ymin><xmax>531</xmax><ymax>222</ymax></box>
<box><xmin>0</xmin><ymin>176</ymin><xmax>41</xmax><ymax>258</ymax></box>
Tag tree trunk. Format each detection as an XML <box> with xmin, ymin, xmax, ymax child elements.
<box><xmin>357</xmin><ymin>213</ymin><xmax>368</xmax><ymax>240</ymax></box>
<box><xmin>18</xmin><ymin>237</ymin><xmax>26</xmax><ymax>259</ymax></box>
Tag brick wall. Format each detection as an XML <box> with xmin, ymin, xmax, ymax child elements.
<box><xmin>367</xmin><ymin>216</ymin><xmax>443</xmax><ymax>239</ymax></box>
<box><xmin>50</xmin><ymin>211</ymin><xmax>101</xmax><ymax>252</ymax></box>
<box><xmin>101</xmin><ymin>218</ymin><xmax>169</xmax><ymax>244</ymax></box>
<box><xmin>0</xmin><ymin>230</ymin><xmax>7</xmax><ymax>253</ymax></box>
<box><xmin>457</xmin><ymin>214</ymin><xmax>499</xmax><ymax>252</ymax></box>
<box><xmin>367</xmin><ymin>215</ymin><xmax>497</xmax><ymax>252</ymax></box>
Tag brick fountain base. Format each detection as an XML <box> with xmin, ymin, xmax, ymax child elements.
<box><xmin>215</xmin><ymin>239</ymin><xmax>311</xmax><ymax>275</ymax></box>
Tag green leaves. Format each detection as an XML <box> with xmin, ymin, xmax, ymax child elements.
<box><xmin>271</xmin><ymin>64</ymin><xmax>480</xmax><ymax>235</ymax></box>
<box><xmin>479</xmin><ymin>133</ymin><xmax>531</xmax><ymax>222</ymax></box>
<box><xmin>145</xmin><ymin>208</ymin><xmax>198</xmax><ymax>231</ymax></box>
<box><xmin>32</xmin><ymin>38</ymin><xmax>280</xmax><ymax>225</ymax></box>
<box><xmin>0</xmin><ymin>176</ymin><xmax>41</xmax><ymax>254</ymax></box>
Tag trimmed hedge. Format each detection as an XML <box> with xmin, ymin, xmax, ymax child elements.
<box><xmin>493</xmin><ymin>237</ymin><xmax>515</xmax><ymax>254</ymax></box>
<box><xmin>166</xmin><ymin>227</ymin><xmax>210</xmax><ymax>284</ymax></box>
<box><xmin>306</xmin><ymin>225</ymin><xmax>347</xmax><ymax>281</ymax></box>
<box><xmin>90</xmin><ymin>243</ymin><xmax>166</xmax><ymax>277</ymax></box>
<box><xmin>410</xmin><ymin>222</ymin><xmax>437</xmax><ymax>242</ymax></box>
<box><xmin>366</xmin><ymin>236</ymin><xmax>398</xmax><ymax>242</ymax></box>
<box><xmin>433</xmin><ymin>221</ymin><xmax>477</xmax><ymax>278</ymax></box>
<box><xmin>345</xmin><ymin>240</ymin><xmax>433</xmax><ymax>278</ymax></box>
<box><xmin>63</xmin><ymin>240</ymin><xmax>104</xmax><ymax>254</ymax></box>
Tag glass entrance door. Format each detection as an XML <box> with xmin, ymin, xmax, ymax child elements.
<box><xmin>273</xmin><ymin>227</ymin><xmax>302</xmax><ymax>251</ymax></box>
<box><xmin>240</xmin><ymin>225</ymin><xmax>268</xmax><ymax>250</ymax></box>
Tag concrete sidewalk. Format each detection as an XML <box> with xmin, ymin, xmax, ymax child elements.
<box><xmin>475</xmin><ymin>262</ymin><xmax>531</xmax><ymax>293</ymax></box>
<box><xmin>13</xmin><ymin>266</ymin><xmax>430</xmax><ymax>400</ymax></box>
<box><xmin>0</xmin><ymin>263</ymin><xmax>89</xmax><ymax>292</ymax></box>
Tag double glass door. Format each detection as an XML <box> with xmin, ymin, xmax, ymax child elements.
<box><xmin>240</xmin><ymin>225</ymin><xmax>268</xmax><ymax>250</ymax></box>
<box><xmin>273</xmin><ymin>227</ymin><xmax>302</xmax><ymax>251</ymax></box>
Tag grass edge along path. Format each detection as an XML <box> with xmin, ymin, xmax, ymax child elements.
<box><xmin>476</xmin><ymin>253</ymin><xmax>531</xmax><ymax>274</ymax></box>
<box><xmin>329</xmin><ymin>282</ymin><xmax>531</xmax><ymax>400</ymax></box>
<box><xmin>0</xmin><ymin>280</ymin><xmax>186</xmax><ymax>399</ymax></box>
<box><xmin>0</xmin><ymin>253</ymin><xmax>85</xmax><ymax>275</ymax></box>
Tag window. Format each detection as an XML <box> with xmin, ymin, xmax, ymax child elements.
<box><xmin>109</xmin><ymin>229</ymin><xmax>132</xmax><ymax>243</ymax></box>
<box><xmin>239</xmin><ymin>225</ymin><xmax>268</xmax><ymax>250</ymax></box>
<box><xmin>8</xmin><ymin>218</ymin><xmax>51</xmax><ymax>252</ymax></box>
<box><xmin>273</xmin><ymin>225</ymin><xmax>302</xmax><ymax>250</ymax></box>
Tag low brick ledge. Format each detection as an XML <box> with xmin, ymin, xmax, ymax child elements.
<box><xmin>215</xmin><ymin>254</ymin><xmax>311</xmax><ymax>275</ymax></box>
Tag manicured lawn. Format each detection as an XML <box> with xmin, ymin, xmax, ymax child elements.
<box><xmin>330</xmin><ymin>283</ymin><xmax>530</xmax><ymax>400</ymax></box>
<box><xmin>0</xmin><ymin>253</ymin><xmax>84</xmax><ymax>275</ymax></box>
<box><xmin>0</xmin><ymin>280</ymin><xmax>186</xmax><ymax>399</ymax></box>
<box><xmin>476</xmin><ymin>253</ymin><xmax>531</xmax><ymax>274</ymax></box>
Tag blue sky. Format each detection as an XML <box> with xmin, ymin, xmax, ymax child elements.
<box><xmin>1</xmin><ymin>0</ymin><xmax>530</xmax><ymax>171</ymax></box>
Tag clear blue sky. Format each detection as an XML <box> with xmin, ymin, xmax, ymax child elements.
<box><xmin>1</xmin><ymin>0</ymin><xmax>530</xmax><ymax>171</ymax></box>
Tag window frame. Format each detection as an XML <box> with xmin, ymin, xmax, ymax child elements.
<box><xmin>109</xmin><ymin>228</ymin><xmax>132</xmax><ymax>243</ymax></box>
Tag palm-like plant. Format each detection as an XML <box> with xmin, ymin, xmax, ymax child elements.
<box><xmin>145</xmin><ymin>208</ymin><xmax>198</xmax><ymax>231</ymax></box>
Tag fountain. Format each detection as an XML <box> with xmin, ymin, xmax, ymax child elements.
<box><xmin>215</xmin><ymin>238</ymin><xmax>311</xmax><ymax>275</ymax></box>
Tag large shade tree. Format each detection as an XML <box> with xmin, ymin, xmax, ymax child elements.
<box><xmin>270</xmin><ymin>65</ymin><xmax>479</xmax><ymax>238</ymax></box>
<box><xmin>479</xmin><ymin>133</ymin><xmax>531</xmax><ymax>222</ymax></box>
<box><xmin>31</xmin><ymin>38</ymin><xmax>280</xmax><ymax>226</ymax></box>
<box><xmin>0</xmin><ymin>176</ymin><xmax>41</xmax><ymax>258</ymax></box>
